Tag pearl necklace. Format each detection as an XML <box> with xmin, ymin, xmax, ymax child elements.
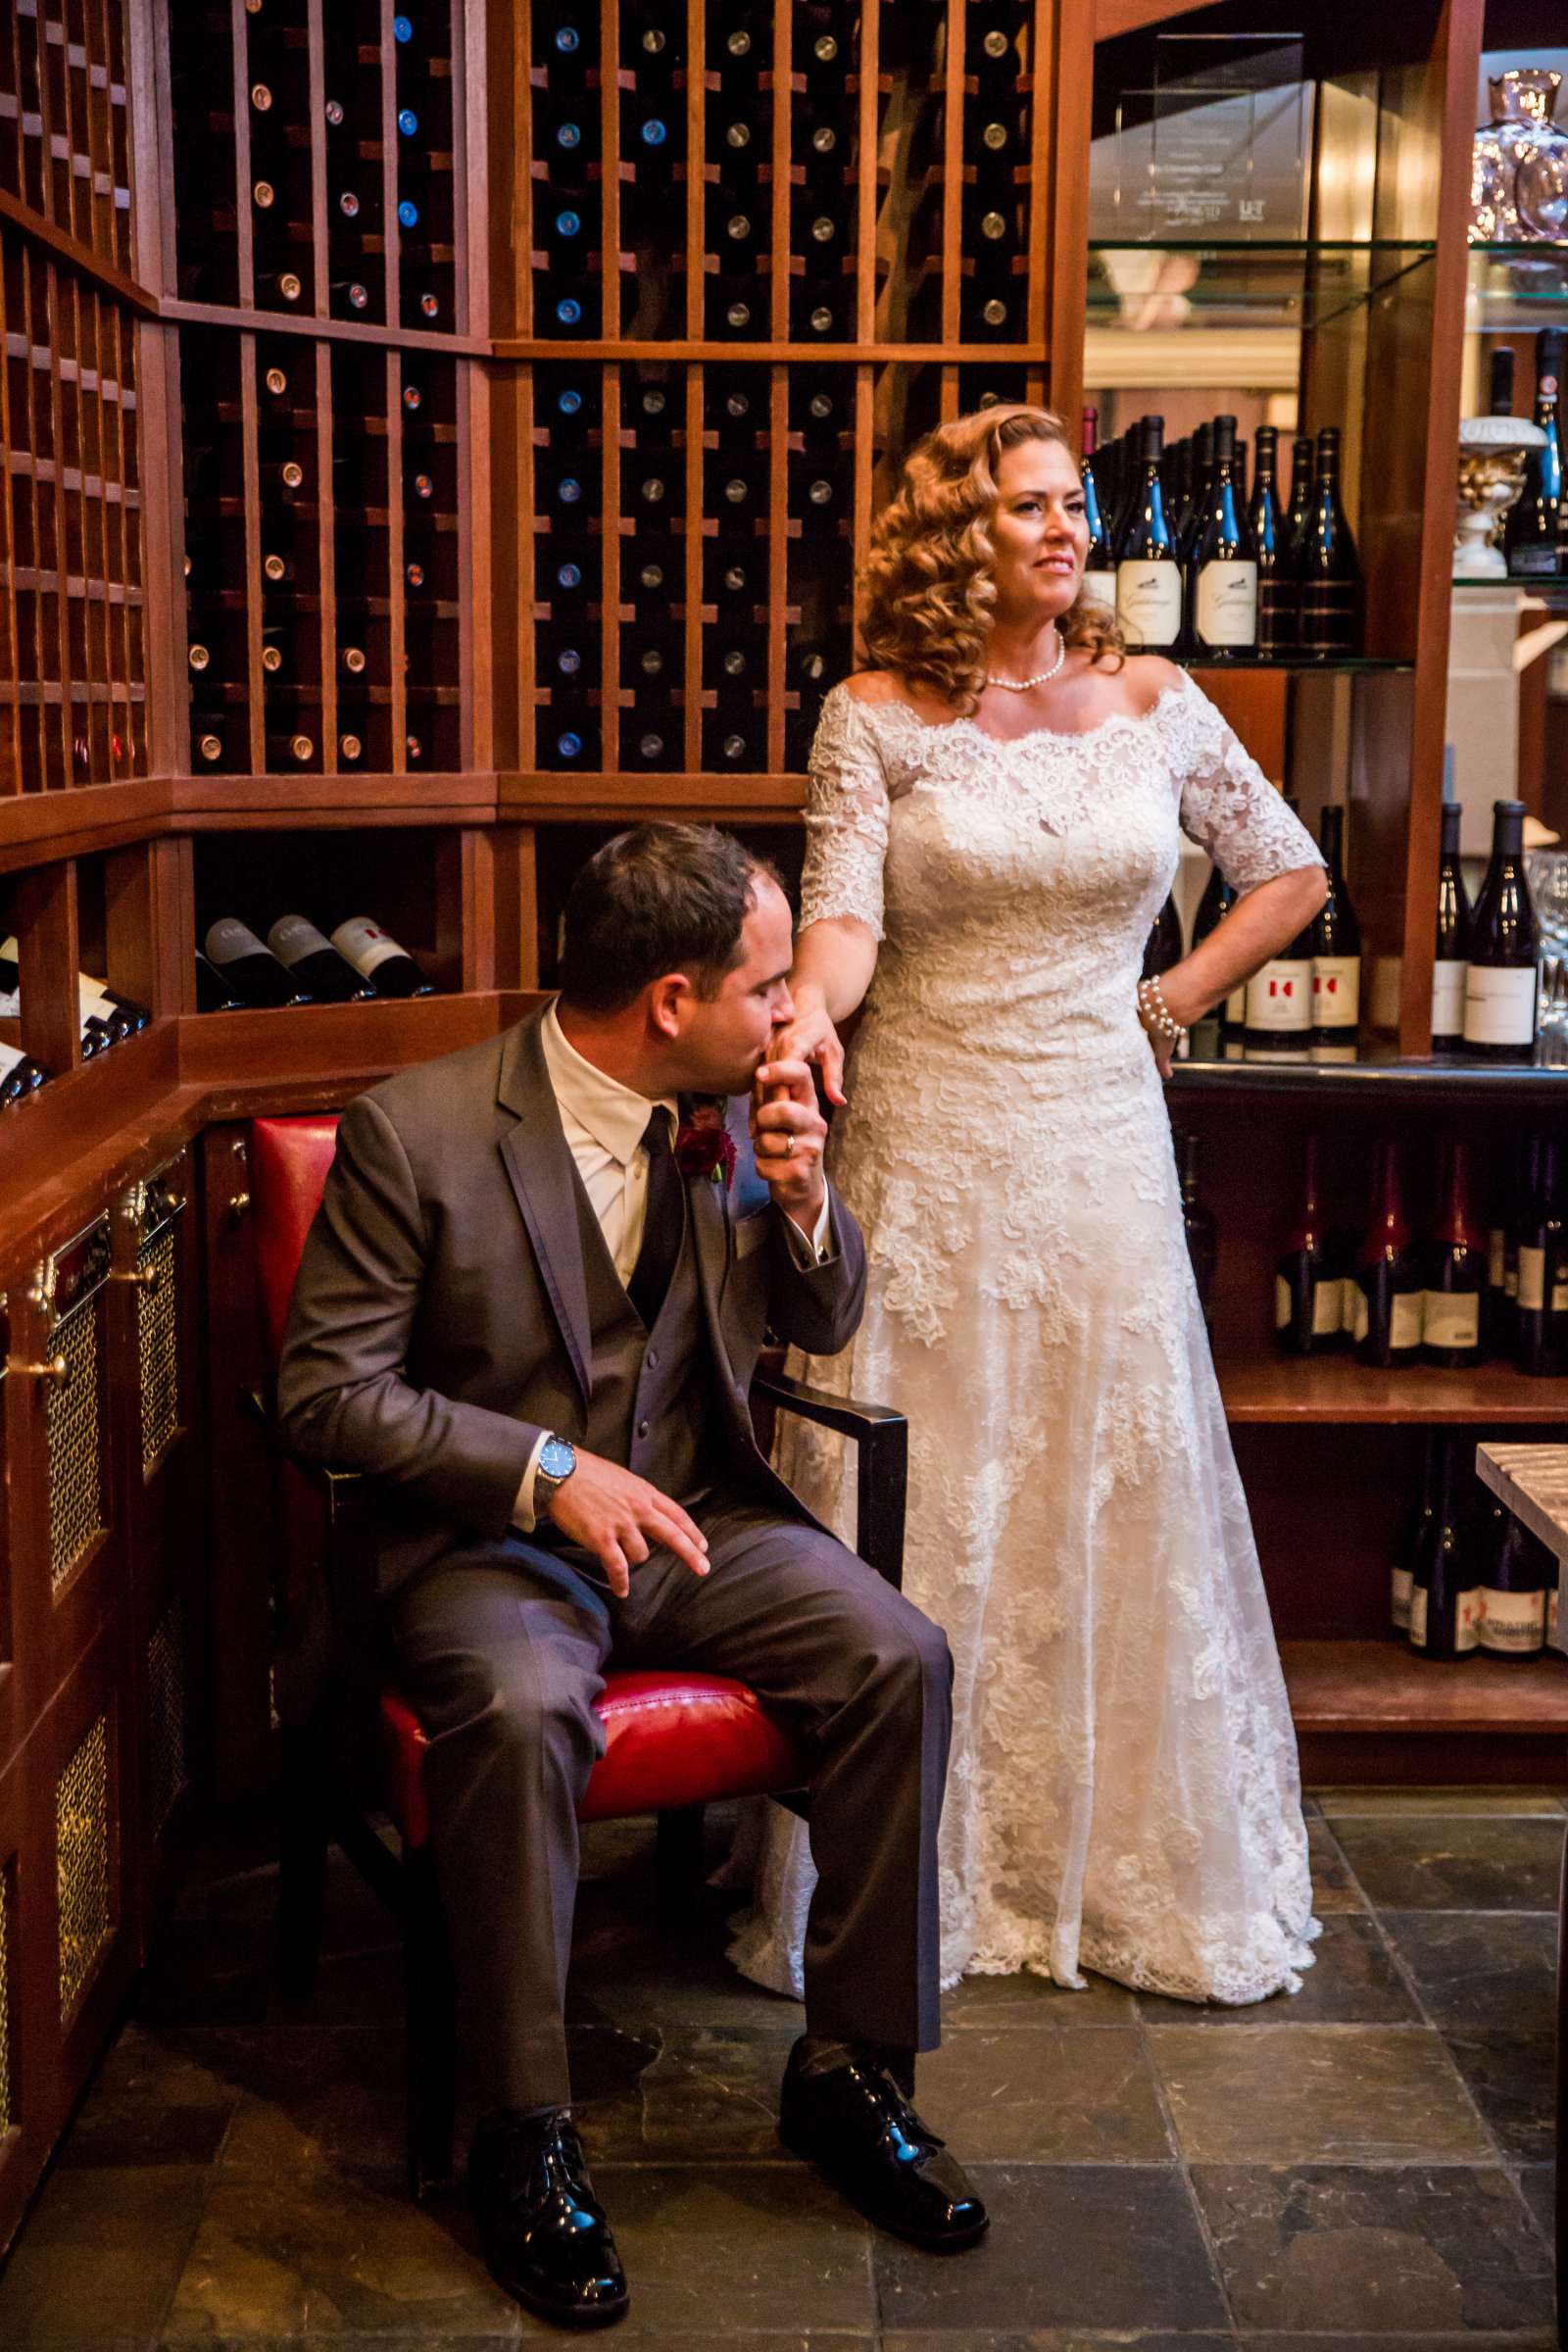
<box><xmin>985</xmin><ymin>631</ymin><xmax>1066</xmax><ymax>691</ymax></box>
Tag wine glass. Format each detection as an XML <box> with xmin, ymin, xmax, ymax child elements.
<box><xmin>1525</xmin><ymin>851</ymin><xmax>1568</xmax><ymax>1033</ymax></box>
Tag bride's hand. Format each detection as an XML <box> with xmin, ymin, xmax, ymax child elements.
<box><xmin>764</xmin><ymin>995</ymin><xmax>847</xmax><ymax>1107</ymax></box>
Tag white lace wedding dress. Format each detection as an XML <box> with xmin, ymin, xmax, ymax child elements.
<box><xmin>727</xmin><ymin>670</ymin><xmax>1323</xmax><ymax>2006</ymax></box>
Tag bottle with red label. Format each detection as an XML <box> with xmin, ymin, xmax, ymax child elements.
<box><xmin>1244</xmin><ymin>795</ymin><xmax>1314</xmax><ymax>1052</ymax></box>
<box><xmin>1309</xmin><ymin>805</ymin><xmax>1361</xmax><ymax>1055</ymax></box>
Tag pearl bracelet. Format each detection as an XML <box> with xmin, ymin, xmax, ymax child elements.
<box><xmin>1137</xmin><ymin>974</ymin><xmax>1188</xmax><ymax>1047</ymax></box>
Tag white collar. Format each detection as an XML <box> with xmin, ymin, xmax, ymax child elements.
<box><xmin>541</xmin><ymin>1000</ymin><xmax>679</xmax><ymax>1165</ymax></box>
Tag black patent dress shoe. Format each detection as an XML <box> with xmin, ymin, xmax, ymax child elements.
<box><xmin>468</xmin><ymin>2108</ymin><xmax>629</xmax><ymax>2328</ymax></box>
<box><xmin>777</xmin><ymin>2038</ymin><xmax>989</xmax><ymax>2251</ymax></box>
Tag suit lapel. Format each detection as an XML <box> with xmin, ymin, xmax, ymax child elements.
<box><xmin>497</xmin><ymin>1012</ymin><xmax>593</xmax><ymax>1411</ymax></box>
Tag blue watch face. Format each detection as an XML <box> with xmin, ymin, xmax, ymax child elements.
<box><xmin>540</xmin><ymin>1437</ymin><xmax>576</xmax><ymax>1481</ymax></box>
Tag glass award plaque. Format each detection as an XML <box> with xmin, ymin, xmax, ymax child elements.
<box><xmin>1090</xmin><ymin>34</ymin><xmax>1312</xmax><ymax>242</ymax></box>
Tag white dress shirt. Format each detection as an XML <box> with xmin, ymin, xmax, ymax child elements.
<box><xmin>513</xmin><ymin>1001</ymin><xmax>831</xmax><ymax>1528</ymax></box>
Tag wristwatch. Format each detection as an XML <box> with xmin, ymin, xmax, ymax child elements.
<box><xmin>532</xmin><ymin>1433</ymin><xmax>578</xmax><ymax>1520</ymax></box>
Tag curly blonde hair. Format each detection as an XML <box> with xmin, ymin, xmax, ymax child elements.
<box><xmin>858</xmin><ymin>404</ymin><xmax>1124</xmax><ymax>713</ymax></box>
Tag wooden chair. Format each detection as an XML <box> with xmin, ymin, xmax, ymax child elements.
<box><xmin>247</xmin><ymin>1111</ymin><xmax>907</xmax><ymax>2199</ymax></box>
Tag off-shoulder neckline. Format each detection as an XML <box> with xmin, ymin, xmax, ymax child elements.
<box><xmin>834</xmin><ymin>675</ymin><xmax>1190</xmax><ymax>748</ymax></box>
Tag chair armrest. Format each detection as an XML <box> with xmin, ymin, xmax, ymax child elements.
<box><xmin>750</xmin><ymin>1369</ymin><xmax>907</xmax><ymax>1591</ymax></box>
<box><xmin>241</xmin><ymin>1386</ymin><xmax>374</xmax><ymax>1529</ymax></box>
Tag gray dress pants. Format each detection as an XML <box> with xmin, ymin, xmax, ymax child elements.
<box><xmin>386</xmin><ymin>1492</ymin><xmax>953</xmax><ymax>2111</ymax></box>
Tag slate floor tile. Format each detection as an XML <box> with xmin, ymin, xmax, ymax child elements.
<box><xmin>584</xmin><ymin>2165</ymin><xmax>875</xmax><ymax>2333</ymax></box>
<box><xmin>1379</xmin><ymin>1911</ymin><xmax>1558</xmax><ymax>2034</ymax></box>
<box><xmin>872</xmin><ymin>2165</ymin><xmax>1228</xmax><ymax>2334</ymax></box>
<box><xmin>1315</xmin><ymin>1787</ymin><xmax>1568</xmax><ymax>1817</ymax></box>
<box><xmin>162</xmin><ymin>2170</ymin><xmax>517</xmax><ymax>2338</ymax></box>
<box><xmin>915</xmin><ymin>2025</ymin><xmax>1173</xmax><ymax>2162</ymax></box>
<box><xmin>1235</xmin><ymin>2337</ymin><xmax>1555</xmax><ymax>2350</ymax></box>
<box><xmin>1192</xmin><ymin>2162</ymin><xmax>1554</xmax><ymax>2333</ymax></box>
<box><xmin>197</xmin><ymin>2024</ymin><xmax>412</xmax><ymax>2181</ymax></box>
<box><xmin>882</xmin><ymin>2336</ymin><xmax>1234</xmax><ymax>2351</ymax></box>
<box><xmin>0</xmin><ymin>2163</ymin><xmax>209</xmax><ymax>2349</ymax></box>
<box><xmin>1150</xmin><ymin>2026</ymin><xmax>1492</xmax><ymax>2163</ymax></box>
<box><xmin>1137</xmin><ymin>1915</ymin><xmax>1416</xmax><ymax>2029</ymax></box>
<box><xmin>1515</xmin><ymin>2160</ymin><xmax>1555</xmax><ymax>2246</ymax></box>
<box><xmin>571</xmin><ymin>2021</ymin><xmax>797</xmax><ymax>2162</ymax></box>
<box><xmin>1441</xmin><ymin>2030</ymin><xmax>1555</xmax><ymax>2163</ymax></box>
<box><xmin>1328</xmin><ymin>1815</ymin><xmax>1565</xmax><ymax>1910</ymax></box>
<box><xmin>942</xmin><ymin>1968</ymin><xmax>1139</xmax><ymax>2028</ymax></box>
<box><xmin>1305</xmin><ymin>1818</ymin><xmax>1367</xmax><ymax>1913</ymax></box>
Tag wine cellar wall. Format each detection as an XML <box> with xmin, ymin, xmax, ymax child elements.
<box><xmin>0</xmin><ymin>0</ymin><xmax>1563</xmax><ymax>2265</ymax></box>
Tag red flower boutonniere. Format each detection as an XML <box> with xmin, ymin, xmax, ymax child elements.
<box><xmin>674</xmin><ymin>1100</ymin><xmax>736</xmax><ymax>1189</ymax></box>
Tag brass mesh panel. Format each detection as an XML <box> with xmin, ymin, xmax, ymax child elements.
<box><xmin>47</xmin><ymin>1296</ymin><xmax>106</xmax><ymax>1589</ymax></box>
<box><xmin>145</xmin><ymin>1603</ymin><xmax>186</xmax><ymax>1839</ymax></box>
<box><xmin>0</xmin><ymin>1863</ymin><xmax>12</xmax><ymax>2137</ymax></box>
<box><xmin>57</xmin><ymin>1714</ymin><xmax>111</xmax><ymax>2020</ymax></box>
<box><xmin>137</xmin><ymin>1227</ymin><xmax>179</xmax><ymax>1469</ymax></box>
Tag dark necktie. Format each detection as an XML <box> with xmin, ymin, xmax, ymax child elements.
<box><xmin>627</xmin><ymin>1106</ymin><xmax>683</xmax><ymax>1328</ymax></box>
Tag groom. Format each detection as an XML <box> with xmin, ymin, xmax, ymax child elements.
<box><xmin>277</xmin><ymin>822</ymin><xmax>985</xmax><ymax>2327</ymax></box>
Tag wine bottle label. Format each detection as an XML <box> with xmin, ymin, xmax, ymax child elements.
<box><xmin>1552</xmin><ymin>1280</ymin><xmax>1568</xmax><ymax>1314</ymax></box>
<box><xmin>1454</xmin><ymin>1591</ymin><xmax>1482</xmax><ymax>1651</ymax></box>
<box><xmin>1489</xmin><ymin>1228</ymin><xmax>1506</xmax><ymax>1288</ymax></box>
<box><xmin>1431</xmin><ymin>958</ymin><xmax>1466</xmax><ymax>1037</ymax></box>
<box><xmin>0</xmin><ymin>1040</ymin><xmax>24</xmax><ymax>1080</ymax></box>
<box><xmin>269</xmin><ymin>915</ymin><xmax>334</xmax><ymax>969</ymax></box>
<box><xmin>1195</xmin><ymin>560</ymin><xmax>1258</xmax><ymax>648</ymax></box>
<box><xmin>1551</xmin><ymin>1588</ymin><xmax>1561</xmax><ymax>1647</ymax></box>
<box><xmin>1510</xmin><ymin>543</ymin><xmax>1558</xmax><ymax>578</ymax></box>
<box><xmin>1313</xmin><ymin>1280</ymin><xmax>1342</xmax><ymax>1339</ymax></box>
<box><xmin>1225</xmin><ymin>983</ymin><xmax>1247</xmax><ymax>1023</ymax></box>
<box><xmin>1462</xmin><ymin>962</ymin><xmax>1538</xmax><ymax>1047</ymax></box>
<box><xmin>1080</xmin><ymin>567</ymin><xmax>1117</xmax><ymax>609</ymax></box>
<box><xmin>1518</xmin><ymin>1245</ymin><xmax>1547</xmax><ymax>1313</ymax></box>
<box><xmin>332</xmin><ymin>916</ymin><xmax>407</xmax><ymax>977</ymax></box>
<box><xmin>1506</xmin><ymin>1259</ymin><xmax>1519</xmax><ymax>1299</ymax></box>
<box><xmin>1245</xmin><ymin>959</ymin><xmax>1312</xmax><ymax>1032</ymax></box>
<box><xmin>1408</xmin><ymin>1588</ymin><xmax>1427</xmax><ymax>1646</ymax></box>
<box><xmin>1391</xmin><ymin>1565</ymin><xmax>1412</xmax><ymax>1631</ymax></box>
<box><xmin>1115</xmin><ymin>561</ymin><xmax>1182</xmax><ymax>649</ymax></box>
<box><xmin>1389</xmin><ymin>1291</ymin><xmax>1425</xmax><ymax>1351</ymax></box>
<box><xmin>1274</xmin><ymin>1275</ymin><xmax>1289</xmax><ymax>1331</ymax></box>
<box><xmin>205</xmin><ymin>917</ymin><xmax>268</xmax><ymax>967</ymax></box>
<box><xmin>1312</xmin><ymin>956</ymin><xmax>1361</xmax><ymax>1028</ymax></box>
<box><xmin>1479</xmin><ymin>1589</ymin><xmax>1546</xmax><ymax>1650</ymax></box>
<box><xmin>1422</xmin><ymin>1291</ymin><xmax>1480</xmax><ymax>1349</ymax></box>
<box><xmin>1350</xmin><ymin>1285</ymin><xmax>1370</xmax><ymax>1344</ymax></box>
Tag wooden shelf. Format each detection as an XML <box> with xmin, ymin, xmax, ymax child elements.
<box><xmin>1283</xmin><ymin>1639</ymin><xmax>1568</xmax><ymax>1737</ymax></box>
<box><xmin>1221</xmin><ymin>1351</ymin><xmax>1568</xmax><ymax>1427</ymax></box>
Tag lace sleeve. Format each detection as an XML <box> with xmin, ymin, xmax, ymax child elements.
<box><xmin>799</xmin><ymin>685</ymin><xmax>892</xmax><ymax>940</ymax></box>
<box><xmin>1164</xmin><ymin>674</ymin><xmax>1325</xmax><ymax>894</ymax></box>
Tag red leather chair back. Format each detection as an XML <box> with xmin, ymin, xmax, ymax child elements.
<box><xmin>251</xmin><ymin>1114</ymin><xmax>341</xmax><ymax>1371</ymax></box>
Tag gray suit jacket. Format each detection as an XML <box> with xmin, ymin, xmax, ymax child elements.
<box><xmin>276</xmin><ymin>1005</ymin><xmax>868</xmax><ymax>1593</ymax></box>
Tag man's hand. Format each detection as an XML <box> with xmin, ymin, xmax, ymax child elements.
<box><xmin>546</xmin><ymin>1448</ymin><xmax>710</xmax><ymax>1599</ymax></box>
<box><xmin>750</xmin><ymin>1054</ymin><xmax>828</xmax><ymax>1236</ymax></box>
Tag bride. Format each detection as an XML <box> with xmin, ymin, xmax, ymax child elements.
<box><xmin>729</xmin><ymin>403</ymin><xmax>1326</xmax><ymax>2005</ymax></box>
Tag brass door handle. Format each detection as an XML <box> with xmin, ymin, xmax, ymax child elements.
<box><xmin>13</xmin><ymin>1355</ymin><xmax>70</xmax><ymax>1387</ymax></box>
<box><xmin>112</xmin><ymin>1264</ymin><xmax>162</xmax><ymax>1293</ymax></box>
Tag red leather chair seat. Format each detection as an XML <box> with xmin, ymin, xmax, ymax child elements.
<box><xmin>379</xmin><ymin>1673</ymin><xmax>804</xmax><ymax>1848</ymax></box>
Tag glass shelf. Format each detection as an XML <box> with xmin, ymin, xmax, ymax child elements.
<box><xmin>1087</xmin><ymin>240</ymin><xmax>1435</xmax><ymax>334</ymax></box>
<box><xmin>1467</xmin><ymin>242</ymin><xmax>1568</xmax><ymax>328</ymax></box>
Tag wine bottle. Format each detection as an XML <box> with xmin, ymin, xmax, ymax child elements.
<box><xmin>1431</xmin><ymin>800</ymin><xmax>1471</xmax><ymax>1053</ymax></box>
<box><xmin>1392</xmin><ymin>1433</ymin><xmax>1437</xmax><ymax>1633</ymax></box>
<box><xmin>1461</xmin><ymin>799</ymin><xmax>1538</xmax><ymax>1059</ymax></box>
<box><xmin>1352</xmin><ymin>1139</ymin><xmax>1424</xmax><ymax>1366</ymax></box>
<box><xmin>1080</xmin><ymin>406</ymin><xmax>1115</xmax><ymax>610</ymax></box>
<box><xmin>1283</xmin><ymin>434</ymin><xmax>1313</xmax><ymax>568</ymax></box>
<box><xmin>1514</xmin><ymin>1136</ymin><xmax>1562</xmax><ymax>1376</ymax></box>
<box><xmin>0</xmin><ymin>1040</ymin><xmax>49</xmax><ymax>1106</ymax></box>
<box><xmin>1114</xmin><ymin>416</ymin><xmax>1181</xmax><ymax>654</ymax></box>
<box><xmin>1489</xmin><ymin>345</ymin><xmax>1517</xmax><ymax>416</ymax></box>
<box><xmin>1295</xmin><ymin>427</ymin><xmax>1361</xmax><ymax>659</ymax></box>
<box><xmin>1189</xmin><ymin>415</ymin><xmax>1257</xmax><ymax>659</ymax></box>
<box><xmin>1175</xmin><ymin>1129</ymin><xmax>1218</xmax><ymax>1336</ymax></box>
<box><xmin>1423</xmin><ymin>1139</ymin><xmax>1485</xmax><ymax>1369</ymax></box>
<box><xmin>1178</xmin><ymin>421</ymin><xmax>1213</xmax><ymax>572</ymax></box>
<box><xmin>1275</xmin><ymin>1132</ymin><xmax>1345</xmax><ymax>1354</ymax></box>
<box><xmin>1141</xmin><ymin>892</ymin><xmax>1183</xmax><ymax>980</ymax></box>
<box><xmin>267</xmin><ymin>915</ymin><xmax>377</xmax><ymax>1003</ymax></box>
<box><xmin>330</xmin><ymin>915</ymin><xmax>435</xmax><ymax>999</ymax></box>
<box><xmin>1245</xmin><ymin>806</ymin><xmax>1314</xmax><ymax>1051</ymax></box>
<box><xmin>1407</xmin><ymin>1439</ymin><xmax>1480</xmax><ymax>1661</ymax></box>
<box><xmin>1192</xmin><ymin>864</ymin><xmax>1246</xmax><ymax>1040</ymax></box>
<box><xmin>1486</xmin><ymin>1142</ymin><xmax>1519</xmax><ymax>1360</ymax></box>
<box><xmin>1309</xmin><ymin>805</ymin><xmax>1361</xmax><ymax>1051</ymax></box>
<box><xmin>1476</xmin><ymin>1498</ymin><xmax>1550</xmax><ymax>1658</ymax></box>
<box><xmin>1505</xmin><ymin>328</ymin><xmax>1564</xmax><ymax>579</ymax></box>
<box><xmin>1249</xmin><ymin>424</ymin><xmax>1294</xmax><ymax>658</ymax></box>
<box><xmin>194</xmin><ymin>950</ymin><xmax>245</xmax><ymax>1012</ymax></box>
<box><xmin>203</xmin><ymin>917</ymin><xmax>313</xmax><ymax>1007</ymax></box>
